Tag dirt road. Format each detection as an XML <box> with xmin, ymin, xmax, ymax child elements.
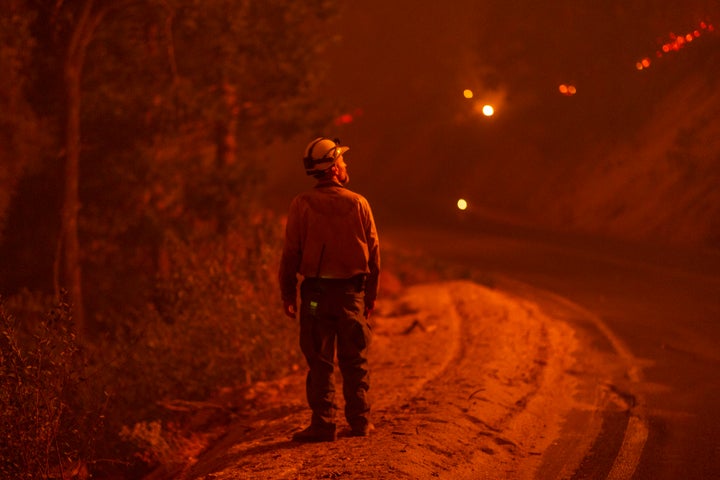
<box><xmin>169</xmin><ymin>280</ymin><xmax>628</xmax><ymax>479</ymax></box>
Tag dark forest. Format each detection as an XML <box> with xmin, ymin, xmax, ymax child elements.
<box><xmin>1</xmin><ymin>1</ymin><xmax>344</xmax><ymax>478</ymax></box>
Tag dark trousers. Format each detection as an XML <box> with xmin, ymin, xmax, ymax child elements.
<box><xmin>299</xmin><ymin>276</ymin><xmax>371</xmax><ymax>430</ymax></box>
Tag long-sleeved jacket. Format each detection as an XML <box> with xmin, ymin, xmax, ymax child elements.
<box><xmin>279</xmin><ymin>180</ymin><xmax>380</xmax><ymax>305</ymax></box>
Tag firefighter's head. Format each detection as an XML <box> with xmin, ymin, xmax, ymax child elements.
<box><xmin>302</xmin><ymin>137</ymin><xmax>350</xmax><ymax>183</ymax></box>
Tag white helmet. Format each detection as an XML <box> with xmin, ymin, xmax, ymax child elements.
<box><xmin>302</xmin><ymin>137</ymin><xmax>349</xmax><ymax>176</ymax></box>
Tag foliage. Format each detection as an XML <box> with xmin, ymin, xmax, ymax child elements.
<box><xmin>1</xmin><ymin>211</ymin><xmax>303</xmax><ymax>477</ymax></box>
<box><xmin>1</xmin><ymin>0</ymin><xmax>343</xmax><ymax>476</ymax></box>
<box><xmin>103</xmin><ymin>212</ymin><xmax>298</xmax><ymax>409</ymax></box>
<box><xmin>80</xmin><ymin>0</ymin><xmax>341</xmax><ymax>157</ymax></box>
<box><xmin>0</xmin><ymin>1</ymin><xmax>48</xmax><ymax>236</ymax></box>
<box><xmin>102</xmin><ymin>215</ymin><xmax>302</xmax><ymax>473</ymax></box>
<box><xmin>0</xmin><ymin>294</ymin><xmax>104</xmax><ymax>480</ymax></box>
<box><xmin>2</xmin><ymin>0</ymin><xmax>344</xmax><ymax>310</ymax></box>
<box><xmin>151</xmin><ymin>216</ymin><xmax>293</xmax><ymax>388</ymax></box>
<box><xmin>70</xmin><ymin>0</ymin><xmax>344</xmax><ymax>318</ymax></box>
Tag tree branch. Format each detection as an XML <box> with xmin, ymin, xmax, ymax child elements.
<box><xmin>159</xmin><ymin>0</ymin><xmax>180</xmax><ymax>83</ymax></box>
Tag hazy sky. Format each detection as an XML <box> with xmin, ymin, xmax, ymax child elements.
<box><xmin>269</xmin><ymin>1</ymin><xmax>719</xmax><ymax>221</ymax></box>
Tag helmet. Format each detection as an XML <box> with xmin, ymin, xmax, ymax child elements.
<box><xmin>302</xmin><ymin>137</ymin><xmax>349</xmax><ymax>176</ymax></box>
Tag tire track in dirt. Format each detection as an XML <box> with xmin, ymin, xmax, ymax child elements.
<box><xmin>178</xmin><ymin>281</ymin><xmax>600</xmax><ymax>480</ymax></box>
<box><xmin>368</xmin><ymin>281</ymin><xmax>581</xmax><ymax>479</ymax></box>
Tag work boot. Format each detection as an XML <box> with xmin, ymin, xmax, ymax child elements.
<box><xmin>347</xmin><ymin>422</ymin><xmax>374</xmax><ymax>437</ymax></box>
<box><xmin>292</xmin><ymin>424</ymin><xmax>336</xmax><ymax>443</ymax></box>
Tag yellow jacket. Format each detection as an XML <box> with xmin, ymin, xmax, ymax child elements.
<box><xmin>279</xmin><ymin>180</ymin><xmax>380</xmax><ymax>305</ymax></box>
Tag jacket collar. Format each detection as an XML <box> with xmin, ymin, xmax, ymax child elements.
<box><xmin>314</xmin><ymin>179</ymin><xmax>344</xmax><ymax>189</ymax></box>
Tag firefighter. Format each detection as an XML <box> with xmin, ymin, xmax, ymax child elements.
<box><xmin>279</xmin><ymin>137</ymin><xmax>380</xmax><ymax>442</ymax></box>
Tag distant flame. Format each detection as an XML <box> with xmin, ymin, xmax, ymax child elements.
<box><xmin>637</xmin><ymin>19</ymin><xmax>715</xmax><ymax>71</ymax></box>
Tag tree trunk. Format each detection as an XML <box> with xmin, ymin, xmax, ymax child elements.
<box><xmin>60</xmin><ymin>0</ymin><xmax>107</xmax><ymax>337</ymax></box>
<box><xmin>63</xmin><ymin>60</ymin><xmax>84</xmax><ymax>334</ymax></box>
<box><xmin>212</xmin><ymin>82</ymin><xmax>240</xmax><ymax>234</ymax></box>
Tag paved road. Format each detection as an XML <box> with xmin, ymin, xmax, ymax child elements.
<box><xmin>384</xmin><ymin>215</ymin><xmax>720</xmax><ymax>479</ymax></box>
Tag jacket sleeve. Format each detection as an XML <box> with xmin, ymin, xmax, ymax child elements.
<box><xmin>278</xmin><ymin>198</ymin><xmax>302</xmax><ymax>303</ymax></box>
<box><xmin>363</xmin><ymin>200</ymin><xmax>381</xmax><ymax>305</ymax></box>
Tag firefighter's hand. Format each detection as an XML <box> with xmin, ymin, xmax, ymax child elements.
<box><xmin>283</xmin><ymin>300</ymin><xmax>297</xmax><ymax>319</ymax></box>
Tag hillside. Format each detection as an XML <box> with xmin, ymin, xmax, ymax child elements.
<box><xmin>539</xmin><ymin>71</ymin><xmax>720</xmax><ymax>247</ymax></box>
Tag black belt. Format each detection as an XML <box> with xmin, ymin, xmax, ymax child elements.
<box><xmin>303</xmin><ymin>274</ymin><xmax>366</xmax><ymax>291</ymax></box>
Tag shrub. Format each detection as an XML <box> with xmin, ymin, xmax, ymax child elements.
<box><xmin>0</xmin><ymin>293</ymin><xmax>102</xmax><ymax>480</ymax></box>
<box><xmin>92</xmin><ymin>213</ymin><xmax>304</xmax><ymax>473</ymax></box>
<box><xmin>1</xmin><ymin>213</ymin><xmax>305</xmax><ymax>477</ymax></box>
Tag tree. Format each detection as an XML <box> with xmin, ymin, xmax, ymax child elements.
<box><xmin>4</xmin><ymin>0</ymin><xmax>344</xmax><ymax>333</ymax></box>
<box><xmin>60</xmin><ymin>0</ymin><xmax>110</xmax><ymax>336</ymax></box>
